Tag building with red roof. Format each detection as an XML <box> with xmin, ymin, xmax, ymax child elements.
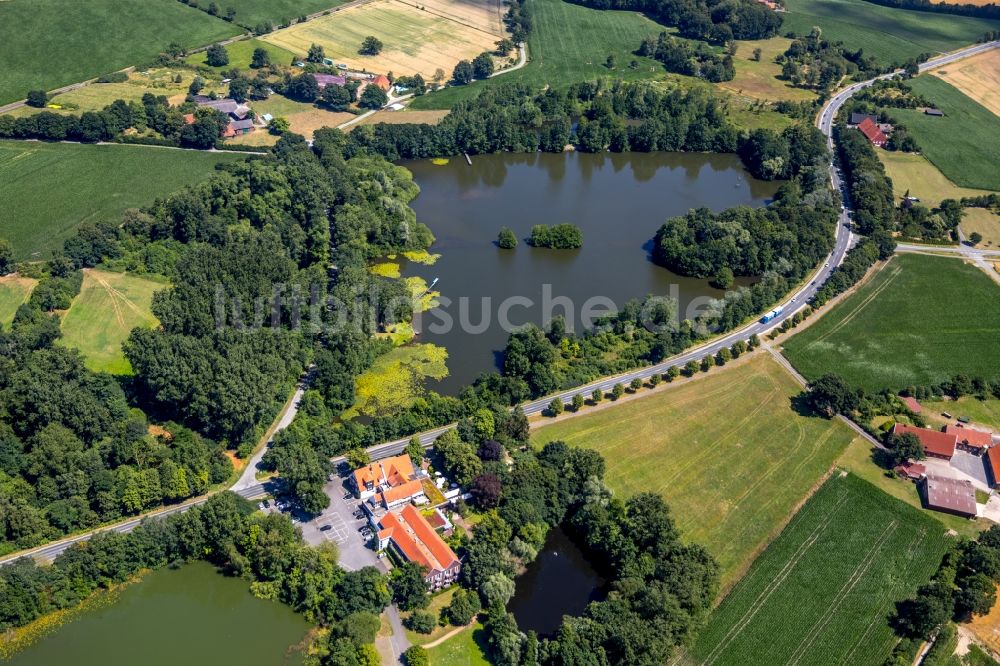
<box><xmin>378</xmin><ymin>505</ymin><xmax>461</xmax><ymax>589</ymax></box>
<box><xmin>857</xmin><ymin>117</ymin><xmax>888</xmax><ymax>147</ymax></box>
<box><xmin>944</xmin><ymin>425</ymin><xmax>994</xmax><ymax>453</ymax></box>
<box><xmin>371</xmin><ymin>74</ymin><xmax>391</xmax><ymax>92</ymax></box>
<box><xmin>987</xmin><ymin>447</ymin><xmax>1000</xmax><ymax>488</ymax></box>
<box><xmin>352</xmin><ymin>455</ymin><xmax>426</xmax><ymax>509</ymax></box>
<box><xmin>893</xmin><ymin>423</ymin><xmax>956</xmax><ymax>460</ymax></box>
<box><xmin>894</xmin><ymin>461</ymin><xmax>926</xmax><ymax>481</ymax></box>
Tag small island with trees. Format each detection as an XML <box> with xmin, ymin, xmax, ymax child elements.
<box><xmin>497</xmin><ymin>226</ymin><xmax>518</xmax><ymax>249</ymax></box>
<box><xmin>528</xmin><ymin>223</ymin><xmax>583</xmax><ymax>249</ymax></box>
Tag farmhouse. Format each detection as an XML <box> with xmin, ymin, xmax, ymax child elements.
<box><xmin>223</xmin><ymin>118</ymin><xmax>255</xmax><ymax>137</ymax></box>
<box><xmin>850</xmin><ymin>112</ymin><xmax>877</xmax><ymax>126</ymax></box>
<box><xmin>377</xmin><ymin>504</ymin><xmax>461</xmax><ymax>589</ymax></box>
<box><xmin>944</xmin><ymin>424</ymin><xmax>994</xmax><ymax>453</ymax></box>
<box><xmin>351</xmin><ymin>454</ymin><xmax>426</xmax><ymax>509</ymax></box>
<box><xmin>987</xmin><ymin>447</ymin><xmax>1000</xmax><ymax>488</ymax></box>
<box><xmin>370</xmin><ymin>74</ymin><xmax>391</xmax><ymax>92</ymax></box>
<box><xmin>313</xmin><ymin>73</ymin><xmax>347</xmax><ymax>89</ymax></box>
<box><xmin>894</xmin><ymin>461</ymin><xmax>927</xmax><ymax>481</ymax></box>
<box><xmin>921</xmin><ymin>474</ymin><xmax>977</xmax><ymax>518</ymax></box>
<box><xmin>892</xmin><ymin>423</ymin><xmax>956</xmax><ymax>459</ymax></box>
<box><xmin>192</xmin><ymin>96</ymin><xmax>251</xmax><ymax>119</ymax></box>
<box><xmin>857</xmin><ymin>117</ymin><xmax>888</xmax><ymax>147</ymax></box>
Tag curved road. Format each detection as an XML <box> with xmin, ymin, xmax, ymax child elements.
<box><xmin>3</xmin><ymin>39</ymin><xmax>997</xmax><ymax>568</ymax></box>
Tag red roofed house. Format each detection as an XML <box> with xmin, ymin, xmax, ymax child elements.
<box><xmin>352</xmin><ymin>454</ymin><xmax>426</xmax><ymax>509</ymax></box>
<box><xmin>378</xmin><ymin>504</ymin><xmax>461</xmax><ymax>589</ymax></box>
<box><xmin>901</xmin><ymin>396</ymin><xmax>922</xmax><ymax>414</ymax></box>
<box><xmin>893</xmin><ymin>423</ymin><xmax>956</xmax><ymax>460</ymax></box>
<box><xmin>857</xmin><ymin>117</ymin><xmax>887</xmax><ymax>147</ymax></box>
<box><xmin>371</xmin><ymin>74</ymin><xmax>391</xmax><ymax>92</ymax></box>
<box><xmin>944</xmin><ymin>425</ymin><xmax>994</xmax><ymax>453</ymax></box>
<box><xmin>987</xmin><ymin>447</ymin><xmax>1000</xmax><ymax>488</ymax></box>
<box><xmin>894</xmin><ymin>461</ymin><xmax>926</xmax><ymax>481</ymax></box>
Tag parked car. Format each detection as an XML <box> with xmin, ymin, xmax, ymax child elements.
<box><xmin>343</xmin><ymin>492</ymin><xmax>353</xmax><ymax>500</ymax></box>
<box><xmin>320</xmin><ymin>525</ymin><xmax>333</xmax><ymax>532</ymax></box>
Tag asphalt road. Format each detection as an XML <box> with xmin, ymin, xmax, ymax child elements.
<box><xmin>4</xmin><ymin>40</ymin><xmax>997</xmax><ymax>569</ymax></box>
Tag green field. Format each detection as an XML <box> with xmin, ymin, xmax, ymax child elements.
<box><xmin>783</xmin><ymin>253</ymin><xmax>1000</xmax><ymax>392</ymax></box>
<box><xmin>687</xmin><ymin>473</ymin><xmax>952</xmax><ymax>666</ymax></box>
<box><xmin>185</xmin><ymin>38</ymin><xmax>297</xmax><ymax>71</ymax></box>
<box><xmin>0</xmin><ymin>141</ymin><xmax>248</xmax><ymax>260</ymax></box>
<box><xmin>887</xmin><ymin>75</ymin><xmax>1000</xmax><ymax>191</ymax></box>
<box><xmin>59</xmin><ymin>270</ymin><xmax>164</xmax><ymax>374</ymax></box>
<box><xmin>0</xmin><ymin>0</ymin><xmax>240</xmax><ymax>104</ymax></box>
<box><xmin>781</xmin><ymin>0</ymin><xmax>1000</xmax><ymax>66</ymax></box>
<box><xmin>205</xmin><ymin>0</ymin><xmax>346</xmax><ymax>27</ymax></box>
<box><xmin>532</xmin><ymin>355</ymin><xmax>860</xmax><ymax>590</ymax></box>
<box><xmin>0</xmin><ymin>276</ymin><xmax>37</xmax><ymax>329</ymax></box>
<box><xmin>426</xmin><ymin>623</ymin><xmax>490</xmax><ymax>666</ymax></box>
<box><xmin>409</xmin><ymin>0</ymin><xmax>667</xmax><ymax>109</ymax></box>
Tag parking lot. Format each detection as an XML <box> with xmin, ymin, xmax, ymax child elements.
<box><xmin>295</xmin><ymin>476</ymin><xmax>382</xmax><ymax>571</ymax></box>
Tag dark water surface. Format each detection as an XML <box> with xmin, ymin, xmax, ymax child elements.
<box><xmin>399</xmin><ymin>151</ymin><xmax>778</xmax><ymax>392</ymax></box>
<box><xmin>6</xmin><ymin>561</ymin><xmax>311</xmax><ymax>666</ymax></box>
<box><xmin>507</xmin><ymin>525</ymin><xmax>606</xmax><ymax>638</ymax></box>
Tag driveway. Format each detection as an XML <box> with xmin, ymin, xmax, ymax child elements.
<box><xmin>922</xmin><ymin>456</ymin><xmax>991</xmax><ymax>492</ymax></box>
<box><xmin>297</xmin><ymin>477</ymin><xmax>381</xmax><ymax>571</ymax></box>
<box><xmin>950</xmin><ymin>450</ymin><xmax>991</xmax><ymax>488</ymax></box>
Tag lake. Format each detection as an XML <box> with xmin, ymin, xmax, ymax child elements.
<box><xmin>507</xmin><ymin>525</ymin><xmax>606</xmax><ymax>638</ymax></box>
<box><xmin>399</xmin><ymin>151</ymin><xmax>779</xmax><ymax>392</ymax></box>
<box><xmin>5</xmin><ymin>561</ymin><xmax>312</xmax><ymax>666</ymax></box>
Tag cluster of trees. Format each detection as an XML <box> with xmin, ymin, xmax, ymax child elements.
<box><xmin>283</xmin><ymin>72</ymin><xmax>389</xmax><ymax>110</ymax></box>
<box><xmin>862</xmin><ymin>0</ymin><xmax>1000</xmax><ymax>21</ymax></box>
<box><xmin>893</xmin><ymin>526</ymin><xmax>1000</xmax><ymax>642</ymax></box>
<box><xmin>503</xmin><ymin>0</ymin><xmax>532</xmax><ymax>43</ymax></box>
<box><xmin>527</xmin><ymin>223</ymin><xmax>583</xmax><ymax>248</ymax></box>
<box><xmin>568</xmin><ymin>0</ymin><xmax>781</xmax><ymax>43</ymax></box>
<box><xmin>0</xmin><ymin>93</ymin><xmax>231</xmax><ymax>149</ymax></box>
<box><xmin>778</xmin><ymin>28</ymin><xmax>869</xmax><ymax>90</ymax></box>
<box><xmin>452</xmin><ymin>52</ymin><xmax>497</xmax><ymax>85</ymax></box>
<box><xmin>639</xmin><ymin>32</ymin><xmax>735</xmax><ymax>82</ymax></box>
<box><xmin>0</xmin><ymin>492</ymin><xmax>390</xmax><ymax>666</ymax></box>
<box><xmin>851</xmin><ymin>78</ymin><xmax>936</xmax><ymax>110</ymax></box>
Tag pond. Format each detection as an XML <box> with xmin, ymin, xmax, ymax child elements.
<box><xmin>507</xmin><ymin>524</ymin><xmax>606</xmax><ymax>638</ymax></box>
<box><xmin>5</xmin><ymin>561</ymin><xmax>312</xmax><ymax>666</ymax></box>
<box><xmin>398</xmin><ymin>151</ymin><xmax>779</xmax><ymax>393</ymax></box>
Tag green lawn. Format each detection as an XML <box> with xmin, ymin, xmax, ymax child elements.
<box><xmin>403</xmin><ymin>587</ymin><xmax>458</xmax><ymax>646</ymax></box>
<box><xmin>426</xmin><ymin>623</ymin><xmax>490</xmax><ymax>666</ymax></box>
<box><xmin>59</xmin><ymin>270</ymin><xmax>164</xmax><ymax>374</ymax></box>
<box><xmin>185</xmin><ymin>38</ymin><xmax>297</xmax><ymax>71</ymax></box>
<box><xmin>783</xmin><ymin>254</ymin><xmax>1000</xmax><ymax>392</ymax></box>
<box><xmin>532</xmin><ymin>355</ymin><xmax>860</xmax><ymax>591</ymax></box>
<box><xmin>887</xmin><ymin>75</ymin><xmax>1000</xmax><ymax>191</ymax></box>
<box><xmin>0</xmin><ymin>0</ymin><xmax>240</xmax><ymax>104</ymax></box>
<box><xmin>0</xmin><ymin>276</ymin><xmax>36</xmax><ymax>329</ymax></box>
<box><xmin>214</xmin><ymin>0</ymin><xmax>347</xmax><ymax>28</ymax></box>
<box><xmin>0</xmin><ymin>141</ymin><xmax>248</xmax><ymax>260</ymax></box>
<box><xmin>409</xmin><ymin>0</ymin><xmax>668</xmax><ymax>109</ymax></box>
<box><xmin>686</xmin><ymin>473</ymin><xmax>953</xmax><ymax>666</ymax></box>
<box><xmin>919</xmin><ymin>396</ymin><xmax>1000</xmax><ymax>432</ymax></box>
<box><xmin>781</xmin><ymin>0</ymin><xmax>1000</xmax><ymax>66</ymax></box>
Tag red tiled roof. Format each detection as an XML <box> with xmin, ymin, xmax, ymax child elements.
<box><xmin>902</xmin><ymin>396</ymin><xmax>922</xmax><ymax>413</ymax></box>
<box><xmin>923</xmin><ymin>474</ymin><xmax>977</xmax><ymax>516</ymax></box>
<box><xmin>371</xmin><ymin>74</ymin><xmax>391</xmax><ymax>91</ymax></box>
<box><xmin>378</xmin><ymin>505</ymin><xmax>459</xmax><ymax>575</ymax></box>
<box><xmin>354</xmin><ymin>455</ymin><xmax>415</xmax><ymax>492</ymax></box>
<box><xmin>183</xmin><ymin>113</ymin><xmax>196</xmax><ymax>125</ymax></box>
<box><xmin>377</xmin><ymin>479</ymin><xmax>424</xmax><ymax>506</ymax></box>
<box><xmin>894</xmin><ymin>461</ymin><xmax>926</xmax><ymax>479</ymax></box>
<box><xmin>894</xmin><ymin>423</ymin><xmax>956</xmax><ymax>459</ymax></box>
<box><xmin>945</xmin><ymin>425</ymin><xmax>993</xmax><ymax>450</ymax></box>
<box><xmin>987</xmin><ymin>448</ymin><xmax>1000</xmax><ymax>486</ymax></box>
<box><xmin>858</xmin><ymin>117</ymin><xmax>887</xmax><ymax>145</ymax></box>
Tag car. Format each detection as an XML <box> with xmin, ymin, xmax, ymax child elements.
<box><xmin>320</xmin><ymin>525</ymin><xmax>333</xmax><ymax>532</ymax></box>
<box><xmin>358</xmin><ymin>525</ymin><xmax>368</xmax><ymax>532</ymax></box>
<box><xmin>824</xmin><ymin>262</ymin><xmax>830</xmax><ymax>267</ymax></box>
<box><xmin>343</xmin><ymin>492</ymin><xmax>353</xmax><ymax>500</ymax></box>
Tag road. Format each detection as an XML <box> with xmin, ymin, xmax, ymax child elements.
<box><xmin>4</xmin><ymin>40</ymin><xmax>997</xmax><ymax>569</ymax></box>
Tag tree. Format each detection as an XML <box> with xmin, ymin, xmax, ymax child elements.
<box><xmin>611</xmin><ymin>383</ymin><xmax>625</xmax><ymax>400</ymax></box>
<box><xmin>404</xmin><ymin>436</ymin><xmax>424</xmax><ymax>465</ymax></box>
<box><xmin>205</xmin><ymin>43</ymin><xmax>229</xmax><ymax>67</ymax></box>
<box><xmin>404</xmin><ymin>646</ymin><xmax>429</xmax><ymax>666</ymax></box>
<box><xmin>805</xmin><ymin>373</ymin><xmax>859</xmax><ymax>417</ymax></box>
<box><xmin>752</xmin><ymin>47</ymin><xmax>763</xmax><ymax>61</ymax></box>
<box><xmin>716</xmin><ymin>347</ymin><xmax>732</xmax><ymax>366</ymax></box>
<box><xmin>571</xmin><ymin>393</ymin><xmax>585</xmax><ymax>412</ymax></box>
<box><xmin>432</xmin><ymin>68</ymin><xmax>446</xmax><ymax>84</ymax></box>
<box><xmin>650</xmin><ymin>373</ymin><xmax>662</xmax><ymax>387</ymax></box>
<box><xmin>496</xmin><ymin>38</ymin><xmax>515</xmax><ymax>56</ymax></box>
<box><xmin>477</xmin><ymin>440</ymin><xmax>504</xmax><ymax>462</ymax></box>
<box><xmin>404</xmin><ymin>611</ymin><xmax>436</xmax><ymax>634</ymax></box>
<box><xmin>228</xmin><ymin>78</ymin><xmax>250</xmax><ymax>103</ymax></box>
<box><xmin>251</xmin><ymin>47</ymin><xmax>271</xmax><ymax>68</ymax></box>
<box><xmin>307</xmin><ymin>43</ymin><xmax>326</xmax><ymax>63</ymax></box>
<box><xmin>391</xmin><ymin>562</ymin><xmax>430</xmax><ymax>611</ymax></box>
<box><xmin>446</xmin><ymin>588</ymin><xmax>482</xmax><ymax>625</ymax></box>
<box><xmin>701</xmin><ymin>355</ymin><xmax>714</xmax><ymax>372</ymax></box>
<box><xmin>970</xmin><ymin>232</ymin><xmax>983</xmax><ymax>246</ymax></box>
<box><xmin>472</xmin><ymin>473</ymin><xmax>503</xmax><ymax>509</ymax></box>
<box><xmin>472</xmin><ymin>52</ymin><xmax>495</xmax><ymax>79</ymax></box>
<box><xmin>548</xmin><ymin>398</ymin><xmax>563</xmax><ymax>416</ymax></box>
<box><xmin>888</xmin><ymin>432</ymin><xmax>925</xmax><ymax>466</ymax></box>
<box><xmin>346</xmin><ymin>448</ymin><xmax>371</xmax><ymax>470</ymax></box>
<box><xmin>629</xmin><ymin>378</ymin><xmax>643</xmax><ymax>392</ymax></box>
<box><xmin>0</xmin><ymin>238</ymin><xmax>13</xmax><ymax>276</ymax></box>
<box><xmin>359</xmin><ymin>84</ymin><xmax>388</xmax><ymax>109</ymax></box>
<box><xmin>321</xmin><ymin>84</ymin><xmax>353</xmax><ymax>111</ymax></box>
<box><xmin>605</xmin><ymin>54</ymin><xmax>616</xmax><ymax>69</ymax></box>
<box><xmin>287</xmin><ymin>73</ymin><xmax>320</xmax><ymax>102</ymax></box>
<box><xmin>955</xmin><ymin>573</ymin><xmax>996</xmax><ymax>618</ymax></box>
<box><xmin>452</xmin><ymin>60</ymin><xmax>474</xmax><ymax>85</ymax></box>
<box><xmin>360</xmin><ymin>36</ymin><xmax>383</xmax><ymax>55</ymax></box>
<box><xmin>591</xmin><ymin>388</ymin><xmax>603</xmax><ymax>403</ymax></box>
<box><xmin>268</xmin><ymin>116</ymin><xmax>289</xmax><ymax>135</ymax></box>
<box><xmin>188</xmin><ymin>75</ymin><xmax>205</xmax><ymax>95</ymax></box>
<box><xmin>713</xmin><ymin>266</ymin><xmax>735</xmax><ymax>289</ymax></box>
<box><xmin>480</xmin><ymin>572</ymin><xmax>516</xmax><ymax>608</ymax></box>
<box><xmin>26</xmin><ymin>90</ymin><xmax>48</xmax><ymax>108</ymax></box>
<box><xmin>497</xmin><ymin>227</ymin><xmax>517</xmax><ymax>249</ymax></box>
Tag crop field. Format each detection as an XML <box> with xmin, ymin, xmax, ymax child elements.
<box><xmin>408</xmin><ymin>0</ymin><xmax>667</xmax><ymax>109</ymax></box>
<box><xmin>783</xmin><ymin>254</ymin><xmax>1000</xmax><ymax>392</ymax></box>
<box><xmin>0</xmin><ymin>0</ymin><xmax>240</xmax><ymax>105</ymax></box>
<box><xmin>59</xmin><ymin>270</ymin><xmax>163</xmax><ymax>374</ymax></box>
<box><xmin>888</xmin><ymin>76</ymin><xmax>1000</xmax><ymax>190</ymax></box>
<box><xmin>878</xmin><ymin>151</ymin><xmax>995</xmax><ymax>207</ymax></box>
<box><xmin>0</xmin><ymin>275</ymin><xmax>36</xmax><ymax>329</ymax></box>
<box><xmin>931</xmin><ymin>48</ymin><xmax>1000</xmax><ymax>118</ymax></box>
<box><xmin>686</xmin><ymin>473</ymin><xmax>952</xmax><ymax>666</ymax></box>
<box><xmin>532</xmin><ymin>355</ymin><xmax>860</xmax><ymax>590</ymax></box>
<box><xmin>780</xmin><ymin>0</ymin><xmax>1000</xmax><ymax>66</ymax></box>
<box><xmin>719</xmin><ymin>37</ymin><xmax>816</xmax><ymax>103</ymax></box>
<box><xmin>185</xmin><ymin>38</ymin><xmax>297</xmax><ymax>71</ymax></box>
<box><xmin>0</xmin><ymin>141</ymin><xmax>247</xmax><ymax>260</ymax></box>
<box><xmin>262</xmin><ymin>0</ymin><xmax>506</xmax><ymax>79</ymax></box>
<box><xmin>202</xmin><ymin>0</ymin><xmax>348</xmax><ymax>28</ymax></box>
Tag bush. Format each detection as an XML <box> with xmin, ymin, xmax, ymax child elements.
<box><xmin>26</xmin><ymin>90</ymin><xmax>48</xmax><ymax>107</ymax></box>
<box><xmin>403</xmin><ymin>646</ymin><xmax>429</xmax><ymax>666</ymax></box>
<box><xmin>528</xmin><ymin>223</ymin><xmax>582</xmax><ymax>249</ymax></box>
<box><xmin>404</xmin><ymin>610</ymin><xmax>436</xmax><ymax>634</ymax></box>
<box><xmin>497</xmin><ymin>227</ymin><xmax>517</xmax><ymax>249</ymax></box>
<box><xmin>445</xmin><ymin>588</ymin><xmax>482</xmax><ymax>626</ymax></box>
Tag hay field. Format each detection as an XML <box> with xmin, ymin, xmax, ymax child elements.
<box><xmin>262</xmin><ymin>0</ymin><xmax>506</xmax><ymax>78</ymax></box>
<box><xmin>878</xmin><ymin>151</ymin><xmax>995</xmax><ymax>206</ymax></box>
<box><xmin>931</xmin><ymin>48</ymin><xmax>1000</xmax><ymax>119</ymax></box>
<box><xmin>962</xmin><ymin>207</ymin><xmax>1000</xmax><ymax>248</ymax></box>
<box><xmin>719</xmin><ymin>37</ymin><xmax>817</xmax><ymax>103</ymax></box>
<box><xmin>355</xmin><ymin>108</ymin><xmax>450</xmax><ymax>126</ymax></box>
<box><xmin>0</xmin><ymin>275</ymin><xmax>36</xmax><ymax>329</ymax></box>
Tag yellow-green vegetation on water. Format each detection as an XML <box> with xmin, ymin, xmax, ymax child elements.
<box><xmin>431</xmin><ymin>158</ymin><xmax>450</xmax><ymax>166</ymax></box>
<box><xmin>402</xmin><ymin>249</ymin><xmax>441</xmax><ymax>265</ymax></box>
<box><xmin>345</xmin><ymin>344</ymin><xmax>448</xmax><ymax>418</ymax></box>
<box><xmin>406</xmin><ymin>276</ymin><xmax>440</xmax><ymax>313</ymax></box>
<box><xmin>378</xmin><ymin>321</ymin><xmax>415</xmax><ymax>346</ymax></box>
<box><xmin>369</xmin><ymin>261</ymin><xmax>402</xmax><ymax>278</ymax></box>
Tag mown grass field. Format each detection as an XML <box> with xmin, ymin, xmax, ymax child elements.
<box><xmin>720</xmin><ymin>37</ymin><xmax>816</xmax><ymax>103</ymax></box>
<box><xmin>185</xmin><ymin>38</ymin><xmax>297</xmax><ymax>71</ymax></box>
<box><xmin>878</xmin><ymin>150</ymin><xmax>995</xmax><ymax>206</ymax></box>
<box><xmin>426</xmin><ymin>623</ymin><xmax>490</xmax><ymax>666</ymax></box>
<box><xmin>686</xmin><ymin>473</ymin><xmax>952</xmax><ymax>666</ymax></box>
<box><xmin>0</xmin><ymin>141</ymin><xmax>247</xmax><ymax>260</ymax></box>
<box><xmin>887</xmin><ymin>75</ymin><xmax>1000</xmax><ymax>190</ymax></box>
<box><xmin>781</xmin><ymin>0</ymin><xmax>1000</xmax><ymax>66</ymax></box>
<box><xmin>0</xmin><ymin>0</ymin><xmax>240</xmax><ymax>104</ymax></box>
<box><xmin>532</xmin><ymin>355</ymin><xmax>860</xmax><ymax>590</ymax></box>
<box><xmin>403</xmin><ymin>587</ymin><xmax>458</xmax><ymax>646</ymax></box>
<box><xmin>962</xmin><ymin>208</ymin><xmax>1000</xmax><ymax>248</ymax></box>
<box><xmin>0</xmin><ymin>276</ymin><xmax>37</xmax><ymax>329</ymax></box>
<box><xmin>59</xmin><ymin>270</ymin><xmax>163</xmax><ymax>374</ymax></box>
<box><xmin>783</xmin><ymin>254</ymin><xmax>1000</xmax><ymax>392</ymax></box>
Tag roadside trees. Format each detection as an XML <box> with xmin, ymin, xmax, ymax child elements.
<box><xmin>591</xmin><ymin>388</ymin><xmax>603</xmax><ymax>404</ymax></box>
<box><xmin>571</xmin><ymin>394</ymin><xmax>585</xmax><ymax>412</ymax></box>
<box><xmin>548</xmin><ymin>398</ymin><xmax>564</xmax><ymax>416</ymax></box>
<box><xmin>629</xmin><ymin>378</ymin><xmax>643</xmax><ymax>392</ymax></box>
<box><xmin>970</xmin><ymin>232</ymin><xmax>983</xmax><ymax>246</ymax></box>
<box><xmin>452</xmin><ymin>60</ymin><xmax>474</xmax><ymax>85</ymax></box>
<box><xmin>611</xmin><ymin>383</ymin><xmax>625</xmax><ymax>400</ymax></box>
<box><xmin>472</xmin><ymin>52</ymin><xmax>495</xmax><ymax>79</ymax></box>
<box><xmin>0</xmin><ymin>238</ymin><xmax>14</xmax><ymax>276</ymax></box>
<box><xmin>346</xmin><ymin>447</ymin><xmax>371</xmax><ymax>469</ymax></box>
<box><xmin>404</xmin><ymin>436</ymin><xmax>424</xmax><ymax>465</ymax></box>
<box><xmin>25</xmin><ymin>90</ymin><xmax>48</xmax><ymax>108</ymax></box>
